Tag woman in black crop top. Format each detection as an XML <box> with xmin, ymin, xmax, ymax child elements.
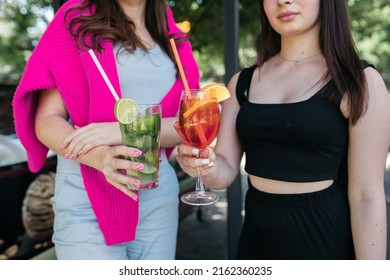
<box><xmin>177</xmin><ymin>0</ymin><xmax>390</xmax><ymax>260</ymax></box>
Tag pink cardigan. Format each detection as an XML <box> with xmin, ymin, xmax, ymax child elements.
<box><xmin>13</xmin><ymin>0</ymin><xmax>199</xmax><ymax>245</ymax></box>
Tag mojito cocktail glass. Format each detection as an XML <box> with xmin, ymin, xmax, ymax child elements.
<box><xmin>118</xmin><ymin>103</ymin><xmax>161</xmax><ymax>190</ymax></box>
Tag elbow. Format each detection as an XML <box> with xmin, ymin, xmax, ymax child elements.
<box><xmin>348</xmin><ymin>182</ymin><xmax>386</xmax><ymax>205</ymax></box>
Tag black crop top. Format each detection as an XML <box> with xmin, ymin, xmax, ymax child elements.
<box><xmin>235</xmin><ymin>63</ymin><xmax>370</xmax><ymax>182</ymax></box>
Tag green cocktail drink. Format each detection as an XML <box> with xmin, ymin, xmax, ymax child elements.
<box><xmin>115</xmin><ymin>99</ymin><xmax>161</xmax><ymax>190</ymax></box>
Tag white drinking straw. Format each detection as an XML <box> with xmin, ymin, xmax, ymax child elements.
<box><xmin>88</xmin><ymin>49</ymin><xmax>120</xmax><ymax>101</ymax></box>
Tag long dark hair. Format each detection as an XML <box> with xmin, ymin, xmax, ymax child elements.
<box><xmin>257</xmin><ymin>0</ymin><xmax>367</xmax><ymax>124</ymax></box>
<box><xmin>64</xmin><ymin>0</ymin><xmax>184</xmax><ymax>65</ymax></box>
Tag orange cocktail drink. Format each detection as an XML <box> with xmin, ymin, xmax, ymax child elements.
<box><xmin>174</xmin><ymin>89</ymin><xmax>222</xmax><ymax>206</ymax></box>
<box><xmin>176</xmin><ymin>91</ymin><xmax>220</xmax><ymax>149</ymax></box>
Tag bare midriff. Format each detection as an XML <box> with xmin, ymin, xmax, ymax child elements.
<box><xmin>248</xmin><ymin>175</ymin><xmax>334</xmax><ymax>194</ymax></box>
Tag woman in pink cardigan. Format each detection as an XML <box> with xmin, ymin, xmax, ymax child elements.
<box><xmin>13</xmin><ymin>0</ymin><xmax>199</xmax><ymax>259</ymax></box>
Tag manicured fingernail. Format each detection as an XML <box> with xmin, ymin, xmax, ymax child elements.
<box><xmin>70</xmin><ymin>154</ymin><xmax>75</xmax><ymax>159</ymax></box>
<box><xmin>136</xmin><ymin>164</ymin><xmax>144</xmax><ymax>170</ymax></box>
<box><xmin>77</xmin><ymin>150</ymin><xmax>83</xmax><ymax>156</ymax></box>
<box><xmin>201</xmin><ymin>159</ymin><xmax>210</xmax><ymax>164</ymax></box>
<box><xmin>59</xmin><ymin>144</ymin><xmax>63</xmax><ymax>150</ymax></box>
<box><xmin>133</xmin><ymin>180</ymin><xmax>141</xmax><ymax>187</ymax></box>
<box><xmin>64</xmin><ymin>154</ymin><xmax>69</xmax><ymax>159</ymax></box>
<box><xmin>133</xmin><ymin>149</ymin><xmax>142</xmax><ymax>156</ymax></box>
<box><xmin>191</xmin><ymin>148</ymin><xmax>199</xmax><ymax>155</ymax></box>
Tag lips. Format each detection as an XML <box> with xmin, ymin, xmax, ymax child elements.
<box><xmin>278</xmin><ymin>12</ymin><xmax>298</xmax><ymax>21</ymax></box>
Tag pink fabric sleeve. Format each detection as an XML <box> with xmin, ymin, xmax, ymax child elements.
<box><xmin>12</xmin><ymin>0</ymin><xmax>79</xmax><ymax>172</ymax></box>
<box><xmin>13</xmin><ymin>26</ymin><xmax>58</xmax><ymax>172</ymax></box>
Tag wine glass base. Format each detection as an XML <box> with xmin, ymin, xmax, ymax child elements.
<box><xmin>180</xmin><ymin>191</ymin><xmax>219</xmax><ymax>206</ymax></box>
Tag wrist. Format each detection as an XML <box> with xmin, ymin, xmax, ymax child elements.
<box><xmin>77</xmin><ymin>145</ymin><xmax>110</xmax><ymax>172</ymax></box>
<box><xmin>114</xmin><ymin>122</ymin><xmax>123</xmax><ymax>145</ymax></box>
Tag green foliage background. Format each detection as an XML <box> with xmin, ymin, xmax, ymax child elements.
<box><xmin>0</xmin><ymin>0</ymin><xmax>389</xmax><ymax>89</ymax></box>
<box><xmin>0</xmin><ymin>0</ymin><xmax>53</xmax><ymax>83</ymax></box>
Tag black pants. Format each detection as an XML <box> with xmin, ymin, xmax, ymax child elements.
<box><xmin>237</xmin><ymin>179</ymin><xmax>355</xmax><ymax>260</ymax></box>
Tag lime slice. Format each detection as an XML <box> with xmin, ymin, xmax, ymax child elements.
<box><xmin>127</xmin><ymin>169</ymin><xmax>139</xmax><ymax>177</ymax></box>
<box><xmin>114</xmin><ymin>98</ymin><xmax>138</xmax><ymax>124</ymax></box>
<box><xmin>140</xmin><ymin>164</ymin><xmax>157</xmax><ymax>174</ymax></box>
<box><xmin>144</xmin><ymin>152</ymin><xmax>159</xmax><ymax>166</ymax></box>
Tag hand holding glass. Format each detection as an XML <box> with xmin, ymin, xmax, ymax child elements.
<box><xmin>174</xmin><ymin>89</ymin><xmax>220</xmax><ymax>206</ymax></box>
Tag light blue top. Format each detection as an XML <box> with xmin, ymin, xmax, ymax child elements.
<box><xmin>115</xmin><ymin>44</ymin><xmax>176</xmax><ymax>104</ymax></box>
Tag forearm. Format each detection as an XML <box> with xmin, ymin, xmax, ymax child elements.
<box><xmin>202</xmin><ymin>154</ymin><xmax>240</xmax><ymax>190</ymax></box>
<box><xmin>35</xmin><ymin>115</ymin><xmax>107</xmax><ymax>171</ymax></box>
<box><xmin>350</xmin><ymin>196</ymin><xmax>387</xmax><ymax>259</ymax></box>
<box><xmin>65</xmin><ymin>117</ymin><xmax>180</xmax><ymax>159</ymax></box>
<box><xmin>35</xmin><ymin>113</ymin><xmax>73</xmax><ymax>158</ymax></box>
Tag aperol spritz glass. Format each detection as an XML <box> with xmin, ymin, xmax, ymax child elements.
<box><xmin>174</xmin><ymin>89</ymin><xmax>220</xmax><ymax>206</ymax></box>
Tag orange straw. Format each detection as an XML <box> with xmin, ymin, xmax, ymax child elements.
<box><xmin>169</xmin><ymin>39</ymin><xmax>207</xmax><ymax>145</ymax></box>
<box><xmin>169</xmin><ymin>39</ymin><xmax>191</xmax><ymax>98</ymax></box>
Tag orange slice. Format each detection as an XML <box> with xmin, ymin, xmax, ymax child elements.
<box><xmin>182</xmin><ymin>96</ymin><xmax>217</xmax><ymax>119</ymax></box>
<box><xmin>182</xmin><ymin>84</ymin><xmax>229</xmax><ymax>119</ymax></box>
<box><xmin>200</xmin><ymin>83</ymin><xmax>230</xmax><ymax>102</ymax></box>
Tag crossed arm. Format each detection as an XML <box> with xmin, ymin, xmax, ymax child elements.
<box><xmin>35</xmin><ymin>89</ymin><xmax>181</xmax><ymax>200</ymax></box>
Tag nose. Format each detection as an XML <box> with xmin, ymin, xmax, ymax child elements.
<box><xmin>278</xmin><ymin>0</ymin><xmax>294</xmax><ymax>4</ymax></box>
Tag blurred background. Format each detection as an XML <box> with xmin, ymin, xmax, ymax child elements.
<box><xmin>0</xmin><ymin>0</ymin><xmax>389</xmax><ymax>260</ymax></box>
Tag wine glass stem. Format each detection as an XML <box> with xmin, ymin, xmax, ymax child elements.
<box><xmin>196</xmin><ymin>167</ymin><xmax>205</xmax><ymax>194</ymax></box>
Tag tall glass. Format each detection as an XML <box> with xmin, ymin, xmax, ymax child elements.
<box><xmin>174</xmin><ymin>89</ymin><xmax>220</xmax><ymax>206</ymax></box>
<box><xmin>119</xmin><ymin>104</ymin><xmax>161</xmax><ymax>190</ymax></box>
